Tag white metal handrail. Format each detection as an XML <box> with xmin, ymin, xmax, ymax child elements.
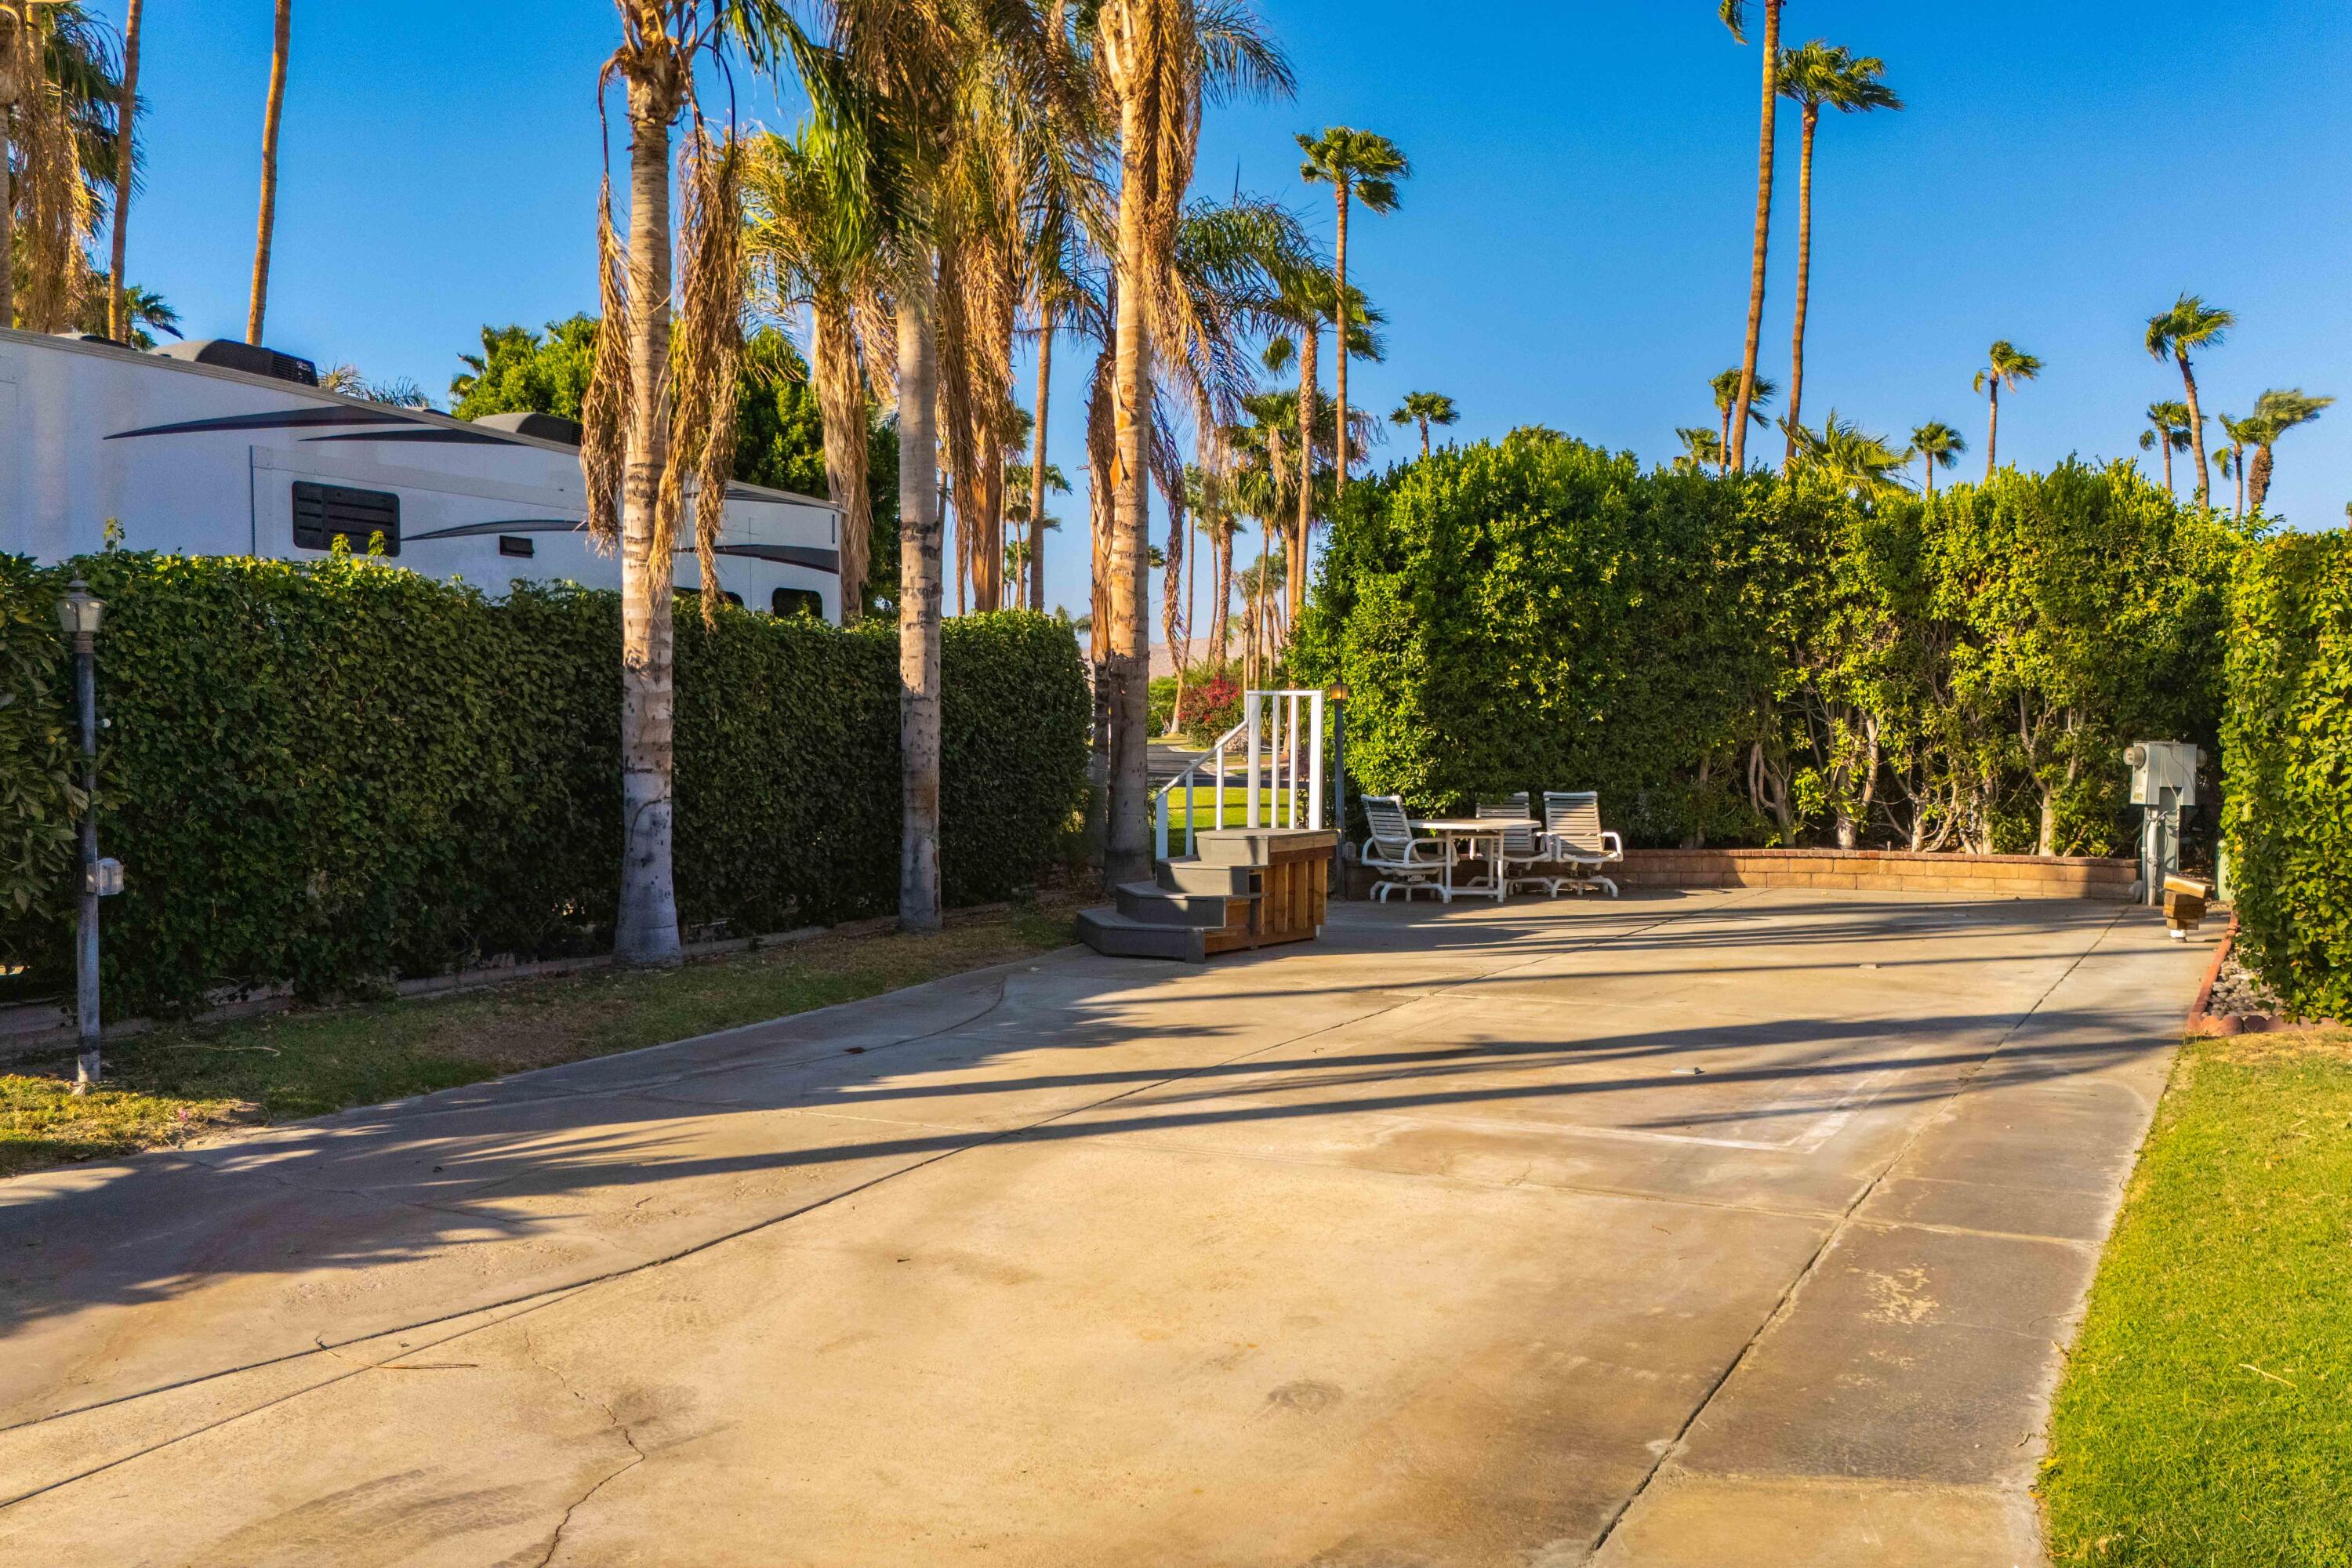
<box><xmin>1154</xmin><ymin>688</ymin><xmax>1325</xmax><ymax>861</ymax></box>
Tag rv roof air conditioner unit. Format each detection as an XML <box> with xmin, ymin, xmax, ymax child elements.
<box><xmin>470</xmin><ymin>410</ymin><xmax>585</xmax><ymax>447</ymax></box>
<box><xmin>153</xmin><ymin>338</ymin><xmax>321</xmax><ymax>387</ymax></box>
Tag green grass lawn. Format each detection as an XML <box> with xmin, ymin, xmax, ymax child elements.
<box><xmin>1</xmin><ymin>899</ymin><xmax>1077</xmax><ymax>1181</ymax></box>
<box><xmin>2039</xmin><ymin>1028</ymin><xmax>2352</xmax><ymax>1566</ymax></box>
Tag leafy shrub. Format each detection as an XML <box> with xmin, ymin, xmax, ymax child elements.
<box><xmin>2224</xmin><ymin>531</ymin><xmax>2352</xmax><ymax>1018</ymax></box>
<box><xmin>0</xmin><ymin>554</ymin><xmax>1087</xmax><ymax>1018</ymax></box>
<box><xmin>1298</xmin><ymin>430</ymin><xmax>2243</xmax><ymax>853</ymax></box>
<box><xmin>1177</xmin><ymin>673</ymin><xmax>1241</xmax><ymax>737</ymax></box>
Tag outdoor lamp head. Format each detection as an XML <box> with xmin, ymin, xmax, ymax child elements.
<box><xmin>56</xmin><ymin>579</ymin><xmax>103</xmax><ymax>641</ymax></box>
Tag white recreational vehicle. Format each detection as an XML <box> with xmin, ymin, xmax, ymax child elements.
<box><xmin>0</xmin><ymin>327</ymin><xmax>844</xmax><ymax>621</ymax></box>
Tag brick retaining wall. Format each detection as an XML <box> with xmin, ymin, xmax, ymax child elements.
<box><xmin>1620</xmin><ymin>848</ymin><xmax>2136</xmax><ymax>901</ymax></box>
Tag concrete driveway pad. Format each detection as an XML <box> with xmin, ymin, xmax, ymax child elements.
<box><xmin>0</xmin><ymin>890</ymin><xmax>2206</xmax><ymax>1565</ymax></box>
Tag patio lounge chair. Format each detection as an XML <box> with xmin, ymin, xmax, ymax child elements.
<box><xmin>1362</xmin><ymin>795</ymin><xmax>1449</xmax><ymax>903</ymax></box>
<box><xmin>1542</xmin><ymin>791</ymin><xmax>1624</xmax><ymax>897</ymax></box>
<box><xmin>1478</xmin><ymin>796</ymin><xmax>1562</xmax><ymax>897</ymax></box>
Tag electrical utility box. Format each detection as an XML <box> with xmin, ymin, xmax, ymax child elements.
<box><xmin>2123</xmin><ymin>742</ymin><xmax>2202</xmax><ymax>906</ymax></box>
<box><xmin>2125</xmin><ymin>742</ymin><xmax>2201</xmax><ymax>809</ymax></box>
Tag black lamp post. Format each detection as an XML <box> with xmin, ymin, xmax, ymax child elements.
<box><xmin>55</xmin><ymin>579</ymin><xmax>108</xmax><ymax>1094</ymax></box>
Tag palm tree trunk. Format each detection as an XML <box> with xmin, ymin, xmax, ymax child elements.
<box><xmin>2235</xmin><ymin>447</ymin><xmax>2245</xmax><ymax>519</ymax></box>
<box><xmin>1294</xmin><ymin>321</ymin><xmax>1316</xmax><ymax>629</ymax></box>
<box><xmin>246</xmin><ymin>0</ymin><xmax>292</xmax><ymax>345</ymax></box>
<box><xmin>1105</xmin><ymin>95</ymin><xmax>1156</xmax><ymax>891</ymax></box>
<box><xmin>1212</xmin><ymin>529</ymin><xmax>1232</xmax><ymax>673</ymax></box>
<box><xmin>1029</xmin><ymin>306</ymin><xmax>1052</xmax><ymax>611</ymax></box>
<box><xmin>2178</xmin><ymin>352</ymin><xmax>2211</xmax><ymax>509</ymax></box>
<box><xmin>1783</xmin><ymin>107</ymin><xmax>1817</xmax><ymax>470</ymax></box>
<box><xmin>1418</xmin><ymin>416</ymin><xmax>1430</xmax><ymax>460</ymax></box>
<box><xmin>0</xmin><ymin>20</ymin><xmax>16</xmax><ymax>332</ymax></box>
<box><xmin>1160</xmin><ymin>475</ymin><xmax>1187</xmax><ymax>734</ymax></box>
<box><xmin>1332</xmin><ymin>179</ymin><xmax>1351</xmax><ymax>494</ymax></box>
<box><xmin>2250</xmin><ymin>442</ymin><xmax>2274</xmax><ymax>512</ymax></box>
<box><xmin>898</xmin><ymin>261</ymin><xmax>945</xmax><ymax>932</ymax></box>
<box><xmin>1923</xmin><ymin>459</ymin><xmax>1934</xmax><ymax>499</ymax></box>
<box><xmin>811</xmin><ymin>292</ymin><xmax>871</xmax><ymax>623</ymax></box>
<box><xmin>952</xmin><ymin>470</ymin><xmax>967</xmax><ymax>617</ymax></box>
<box><xmin>615</xmin><ymin>81</ymin><xmax>681</xmax><ymax>967</ymax></box>
<box><xmin>107</xmin><ymin>0</ymin><xmax>145</xmax><ymax>343</ymax></box>
<box><xmin>1984</xmin><ymin>382</ymin><xmax>1998</xmax><ymax>481</ymax></box>
<box><xmin>1727</xmin><ymin>0</ymin><xmax>1781</xmax><ymax>471</ymax></box>
<box><xmin>1718</xmin><ymin>402</ymin><xmax>1731</xmax><ymax>477</ymax></box>
<box><xmin>2161</xmin><ymin>439</ymin><xmax>2173</xmax><ymax>496</ymax></box>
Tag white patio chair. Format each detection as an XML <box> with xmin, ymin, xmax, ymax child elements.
<box><xmin>1361</xmin><ymin>795</ymin><xmax>1449</xmax><ymax>903</ymax></box>
<box><xmin>1542</xmin><ymin>791</ymin><xmax>1624</xmax><ymax>897</ymax></box>
<box><xmin>1478</xmin><ymin>797</ymin><xmax>1561</xmax><ymax>897</ymax></box>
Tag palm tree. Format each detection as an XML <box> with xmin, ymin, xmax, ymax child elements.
<box><xmin>246</xmin><ymin>0</ymin><xmax>292</xmax><ymax>344</ymax></box>
<box><xmin>1720</xmin><ymin>0</ymin><xmax>1785</xmax><ymax>470</ymax></box>
<box><xmin>743</xmin><ymin>128</ymin><xmax>882</xmax><ymax>620</ymax></box>
<box><xmin>1674</xmin><ymin>426</ymin><xmax>1725</xmax><ymax>473</ymax></box>
<box><xmin>1092</xmin><ymin>0</ymin><xmax>1291</xmax><ymax>887</ymax></box>
<box><xmin>1709</xmin><ymin>366</ymin><xmax>1775</xmax><ymax>476</ymax></box>
<box><xmin>1388</xmin><ymin>390</ymin><xmax>1457</xmax><ymax>459</ymax></box>
<box><xmin>2144</xmin><ymin>292</ymin><xmax>2234</xmax><ymax>509</ymax></box>
<box><xmin>2214</xmin><ymin>412</ymin><xmax>2262</xmax><ymax>519</ymax></box>
<box><xmin>2248</xmin><ymin>388</ymin><xmax>2332</xmax><ymax>512</ymax></box>
<box><xmin>579</xmin><ymin>0</ymin><xmax>793</xmax><ymax>964</ymax></box>
<box><xmin>2</xmin><ymin>1</ymin><xmax>111</xmax><ymax>332</ymax></box>
<box><xmin>1971</xmin><ymin>339</ymin><xmax>2042</xmax><ymax>480</ymax></box>
<box><xmin>1785</xmin><ymin>409</ymin><xmax>1908</xmax><ymax>495</ymax></box>
<box><xmin>2137</xmin><ymin>401</ymin><xmax>2191</xmax><ymax>496</ymax></box>
<box><xmin>106</xmin><ymin>0</ymin><xmax>143</xmax><ymax>343</ymax></box>
<box><xmin>1775</xmin><ymin>40</ymin><xmax>1898</xmax><ymax>467</ymax></box>
<box><xmin>1297</xmin><ymin>125</ymin><xmax>1406</xmax><ymax>495</ymax></box>
<box><xmin>1907</xmin><ymin>419</ymin><xmax>1965</xmax><ymax>497</ymax></box>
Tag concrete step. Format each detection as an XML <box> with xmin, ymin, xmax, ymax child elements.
<box><xmin>1156</xmin><ymin>858</ymin><xmax>1261</xmax><ymax>897</ymax></box>
<box><xmin>1076</xmin><ymin>908</ymin><xmax>1207</xmax><ymax>963</ymax></box>
<box><xmin>1193</xmin><ymin>827</ymin><xmax>1341</xmax><ymax>866</ymax></box>
<box><xmin>1114</xmin><ymin>881</ymin><xmax>1232</xmax><ymax>928</ymax></box>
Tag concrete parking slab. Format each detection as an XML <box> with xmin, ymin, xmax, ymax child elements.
<box><xmin>0</xmin><ymin>890</ymin><xmax>2208</xmax><ymax>1566</ymax></box>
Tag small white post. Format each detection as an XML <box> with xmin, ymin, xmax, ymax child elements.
<box><xmin>1245</xmin><ymin>691</ymin><xmax>1263</xmax><ymax>828</ymax></box>
<box><xmin>1308</xmin><ymin>690</ymin><xmax>1325</xmax><ymax>831</ymax></box>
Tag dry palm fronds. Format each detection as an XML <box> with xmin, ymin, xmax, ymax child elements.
<box><xmin>580</xmin><ymin>176</ymin><xmax>635</xmax><ymax>553</ymax></box>
<box><xmin>3</xmin><ymin>1</ymin><xmax>96</xmax><ymax>332</ymax></box>
<box><xmin>662</xmin><ymin>125</ymin><xmax>746</xmax><ymax>629</ymax></box>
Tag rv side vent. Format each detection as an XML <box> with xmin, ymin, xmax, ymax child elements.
<box><xmin>292</xmin><ymin>481</ymin><xmax>401</xmax><ymax>556</ymax></box>
<box><xmin>154</xmin><ymin>338</ymin><xmax>321</xmax><ymax>387</ymax></box>
<box><xmin>470</xmin><ymin>410</ymin><xmax>585</xmax><ymax>446</ymax></box>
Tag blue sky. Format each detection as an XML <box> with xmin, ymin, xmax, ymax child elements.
<box><xmin>130</xmin><ymin>2</ymin><xmax>2352</xmax><ymax>622</ymax></box>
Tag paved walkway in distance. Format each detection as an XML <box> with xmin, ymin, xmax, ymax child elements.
<box><xmin>0</xmin><ymin>890</ymin><xmax>2209</xmax><ymax>1567</ymax></box>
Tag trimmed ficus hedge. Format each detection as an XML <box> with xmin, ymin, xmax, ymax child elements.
<box><xmin>1297</xmin><ymin>430</ymin><xmax>2245</xmax><ymax>857</ymax></box>
<box><xmin>0</xmin><ymin>553</ymin><xmax>1087</xmax><ymax>1018</ymax></box>
<box><xmin>2223</xmin><ymin>530</ymin><xmax>2352</xmax><ymax>1020</ymax></box>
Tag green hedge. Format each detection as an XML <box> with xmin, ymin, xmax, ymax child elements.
<box><xmin>0</xmin><ymin>554</ymin><xmax>1087</xmax><ymax>1018</ymax></box>
<box><xmin>2224</xmin><ymin>531</ymin><xmax>2352</xmax><ymax>1019</ymax></box>
<box><xmin>1298</xmin><ymin>430</ymin><xmax>2245</xmax><ymax>855</ymax></box>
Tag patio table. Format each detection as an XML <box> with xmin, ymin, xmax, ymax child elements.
<box><xmin>1406</xmin><ymin>818</ymin><xmax>1515</xmax><ymax>903</ymax></box>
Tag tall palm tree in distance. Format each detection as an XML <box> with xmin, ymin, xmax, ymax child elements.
<box><xmin>247</xmin><ymin>0</ymin><xmax>292</xmax><ymax>344</ymax></box>
<box><xmin>1297</xmin><ymin>125</ymin><xmax>1406</xmax><ymax>494</ymax></box>
<box><xmin>2248</xmin><ymin>388</ymin><xmax>2332</xmax><ymax>512</ymax></box>
<box><xmin>2214</xmin><ymin>412</ymin><xmax>2258</xmax><ymax>518</ymax></box>
<box><xmin>2144</xmin><ymin>292</ymin><xmax>2234</xmax><ymax>509</ymax></box>
<box><xmin>1388</xmin><ymin>390</ymin><xmax>1457</xmax><ymax>459</ymax></box>
<box><xmin>1971</xmin><ymin>339</ymin><xmax>2041</xmax><ymax>480</ymax></box>
<box><xmin>1710</xmin><ymin>366</ymin><xmax>1775</xmax><ymax>476</ymax></box>
<box><xmin>1907</xmin><ymin>419</ymin><xmax>1964</xmax><ymax>496</ymax></box>
<box><xmin>107</xmin><ymin>0</ymin><xmax>143</xmax><ymax>343</ymax></box>
<box><xmin>1776</xmin><ymin>40</ymin><xmax>1898</xmax><ymax>467</ymax></box>
<box><xmin>1720</xmin><ymin>0</ymin><xmax>1784</xmax><ymax>471</ymax></box>
<box><xmin>2138</xmin><ymin>401</ymin><xmax>2190</xmax><ymax>495</ymax></box>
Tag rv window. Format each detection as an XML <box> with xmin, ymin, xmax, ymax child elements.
<box><xmin>498</xmin><ymin>535</ymin><xmax>535</xmax><ymax>558</ymax></box>
<box><xmin>291</xmin><ymin>481</ymin><xmax>401</xmax><ymax>556</ymax></box>
<box><xmin>673</xmin><ymin>588</ymin><xmax>746</xmax><ymax>608</ymax></box>
<box><xmin>771</xmin><ymin>588</ymin><xmax>823</xmax><ymax>619</ymax></box>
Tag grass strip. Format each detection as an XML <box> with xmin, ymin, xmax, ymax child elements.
<box><xmin>1</xmin><ymin>900</ymin><xmax>1077</xmax><ymax>1180</ymax></box>
<box><xmin>2040</xmin><ymin>1028</ymin><xmax>2352</xmax><ymax>1566</ymax></box>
